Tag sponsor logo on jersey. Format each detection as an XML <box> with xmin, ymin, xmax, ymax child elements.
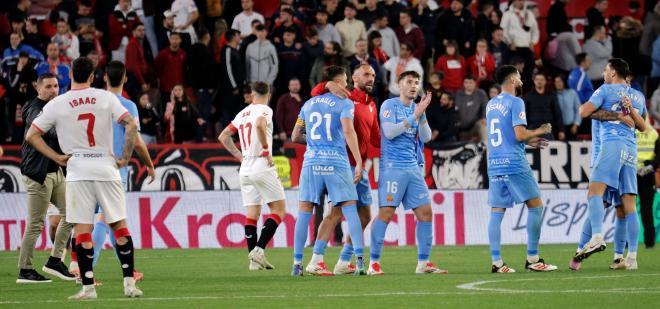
<box><xmin>387</xmin><ymin>194</ymin><xmax>393</xmax><ymax>202</ymax></box>
<box><xmin>312</xmin><ymin>166</ymin><xmax>335</xmax><ymax>172</ymax></box>
<box><xmin>519</xmin><ymin>112</ymin><xmax>526</xmax><ymax>120</ymax></box>
<box><xmin>489</xmin><ymin>158</ymin><xmax>511</xmax><ymax>166</ymax></box>
<box><xmin>383</xmin><ymin>110</ymin><xmax>391</xmax><ymax>118</ymax></box>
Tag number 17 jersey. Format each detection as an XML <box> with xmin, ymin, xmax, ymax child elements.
<box><xmin>486</xmin><ymin>93</ymin><xmax>529</xmax><ymax>176</ymax></box>
<box><xmin>230</xmin><ymin>103</ymin><xmax>274</xmax><ymax>176</ymax></box>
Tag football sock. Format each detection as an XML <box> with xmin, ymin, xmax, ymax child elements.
<box><xmin>369</xmin><ymin>218</ymin><xmax>388</xmax><ymax>263</ymax></box>
<box><xmin>70</xmin><ymin>237</ymin><xmax>77</xmax><ymax>262</ymax></box>
<box><xmin>488</xmin><ymin>211</ymin><xmax>504</xmax><ymax>263</ymax></box>
<box><xmin>293</xmin><ymin>210</ymin><xmax>312</xmax><ymax>264</ymax></box>
<box><xmin>312</xmin><ymin>239</ymin><xmax>328</xmax><ymax>256</ymax></box>
<box><xmin>257</xmin><ymin>214</ymin><xmax>282</xmax><ymax>249</ymax></box>
<box><xmin>614</xmin><ymin>217</ymin><xmax>627</xmax><ymax>257</ymax></box>
<box><xmin>578</xmin><ymin>219</ymin><xmax>592</xmax><ymax>251</ymax></box>
<box><xmin>526</xmin><ymin>207</ymin><xmax>543</xmax><ymax>258</ymax></box>
<box><xmin>626</xmin><ymin>213</ymin><xmax>640</xmax><ymax>254</ymax></box>
<box><xmin>339</xmin><ymin>243</ymin><xmax>354</xmax><ymax>262</ymax></box>
<box><xmin>588</xmin><ymin>195</ymin><xmax>605</xmax><ymax>235</ymax></box>
<box><xmin>342</xmin><ymin>204</ymin><xmax>364</xmax><ymax>257</ymax></box>
<box><xmin>245</xmin><ymin>218</ymin><xmax>257</xmax><ymax>253</ymax></box>
<box><xmin>416</xmin><ymin>221</ymin><xmax>432</xmax><ymax>262</ymax></box>
<box><xmin>75</xmin><ymin>233</ymin><xmax>94</xmax><ymax>286</ymax></box>
<box><xmin>92</xmin><ymin>221</ymin><xmax>108</xmax><ymax>267</ymax></box>
<box><xmin>113</xmin><ymin>228</ymin><xmax>134</xmax><ymax>278</ymax></box>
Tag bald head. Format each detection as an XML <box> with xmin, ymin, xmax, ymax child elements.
<box><xmin>352</xmin><ymin>64</ymin><xmax>376</xmax><ymax>93</ymax></box>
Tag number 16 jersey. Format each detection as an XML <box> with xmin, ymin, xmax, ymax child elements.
<box><xmin>486</xmin><ymin>93</ymin><xmax>529</xmax><ymax>176</ymax></box>
<box><xmin>230</xmin><ymin>103</ymin><xmax>274</xmax><ymax>176</ymax></box>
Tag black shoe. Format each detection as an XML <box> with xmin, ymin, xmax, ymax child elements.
<box><xmin>16</xmin><ymin>269</ymin><xmax>52</xmax><ymax>283</ymax></box>
<box><xmin>42</xmin><ymin>259</ymin><xmax>76</xmax><ymax>281</ymax></box>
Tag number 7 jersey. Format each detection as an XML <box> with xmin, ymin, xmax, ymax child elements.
<box><xmin>486</xmin><ymin>93</ymin><xmax>529</xmax><ymax>176</ymax></box>
<box><xmin>230</xmin><ymin>103</ymin><xmax>274</xmax><ymax>175</ymax></box>
<box><xmin>297</xmin><ymin>93</ymin><xmax>355</xmax><ymax>169</ymax></box>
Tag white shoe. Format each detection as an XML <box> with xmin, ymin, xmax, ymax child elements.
<box><xmin>248</xmin><ymin>247</ymin><xmax>274</xmax><ymax>269</ymax></box>
<box><xmin>333</xmin><ymin>260</ymin><xmax>356</xmax><ymax>275</ymax></box>
<box><xmin>609</xmin><ymin>258</ymin><xmax>627</xmax><ymax>270</ymax></box>
<box><xmin>625</xmin><ymin>257</ymin><xmax>638</xmax><ymax>270</ymax></box>
<box><xmin>249</xmin><ymin>260</ymin><xmax>264</xmax><ymax>271</ymax></box>
<box><xmin>525</xmin><ymin>258</ymin><xmax>558</xmax><ymax>272</ymax></box>
<box><xmin>416</xmin><ymin>262</ymin><xmax>448</xmax><ymax>274</ymax></box>
<box><xmin>576</xmin><ymin>235</ymin><xmax>606</xmax><ymax>260</ymax></box>
<box><xmin>367</xmin><ymin>262</ymin><xmax>384</xmax><ymax>275</ymax></box>
<box><xmin>123</xmin><ymin>277</ymin><xmax>143</xmax><ymax>298</ymax></box>
<box><xmin>492</xmin><ymin>263</ymin><xmax>516</xmax><ymax>273</ymax></box>
<box><xmin>69</xmin><ymin>285</ymin><xmax>97</xmax><ymax>300</ymax></box>
<box><xmin>305</xmin><ymin>261</ymin><xmax>334</xmax><ymax>276</ymax></box>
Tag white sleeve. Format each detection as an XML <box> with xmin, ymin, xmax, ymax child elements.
<box><xmin>31</xmin><ymin>102</ymin><xmax>58</xmax><ymax>134</ymax></box>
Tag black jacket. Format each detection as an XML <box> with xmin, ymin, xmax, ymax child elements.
<box><xmin>20</xmin><ymin>97</ymin><xmax>62</xmax><ymax>184</ymax></box>
<box><xmin>523</xmin><ymin>89</ymin><xmax>565</xmax><ymax>140</ymax></box>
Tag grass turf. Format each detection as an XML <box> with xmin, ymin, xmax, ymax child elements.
<box><xmin>1</xmin><ymin>244</ymin><xmax>659</xmax><ymax>308</ymax></box>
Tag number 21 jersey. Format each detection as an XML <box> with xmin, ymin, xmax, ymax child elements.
<box><xmin>231</xmin><ymin>103</ymin><xmax>274</xmax><ymax>175</ymax></box>
<box><xmin>486</xmin><ymin>93</ymin><xmax>529</xmax><ymax>176</ymax></box>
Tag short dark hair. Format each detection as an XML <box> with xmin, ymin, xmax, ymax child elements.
<box><xmin>71</xmin><ymin>57</ymin><xmax>95</xmax><ymax>83</ymax></box>
<box><xmin>495</xmin><ymin>65</ymin><xmax>519</xmax><ymax>85</ymax></box>
<box><xmin>243</xmin><ymin>84</ymin><xmax>252</xmax><ymax>94</ymax></box>
<box><xmin>281</xmin><ymin>8</ymin><xmax>295</xmax><ymax>16</ymax></box>
<box><xmin>509</xmin><ymin>56</ymin><xmax>525</xmax><ymax>65</ymax></box>
<box><xmin>255</xmin><ymin>24</ymin><xmax>266</xmax><ymax>32</ymax></box>
<box><xmin>464</xmin><ymin>75</ymin><xmax>475</xmax><ymax>81</ymax></box>
<box><xmin>533</xmin><ymin>71</ymin><xmax>547</xmax><ymax>79</ymax></box>
<box><xmin>251</xmin><ymin>19</ymin><xmax>262</xmax><ymax>26</ymax></box>
<box><xmin>252</xmin><ymin>82</ymin><xmax>270</xmax><ymax>96</ymax></box>
<box><xmin>132</xmin><ymin>22</ymin><xmax>144</xmax><ymax>32</ymax></box>
<box><xmin>324</xmin><ymin>65</ymin><xmax>347</xmax><ymax>81</ymax></box>
<box><xmin>197</xmin><ymin>27</ymin><xmax>209</xmax><ymax>38</ymax></box>
<box><xmin>79</xmin><ymin>0</ymin><xmax>93</xmax><ymax>7</ymax></box>
<box><xmin>105</xmin><ymin>61</ymin><xmax>126</xmax><ymax>87</ymax></box>
<box><xmin>283</xmin><ymin>26</ymin><xmax>297</xmax><ymax>34</ymax></box>
<box><xmin>400</xmin><ymin>10</ymin><xmax>412</xmax><ymax>18</ymax></box>
<box><xmin>37</xmin><ymin>72</ymin><xmax>57</xmax><ymax>84</ymax></box>
<box><xmin>224</xmin><ymin>29</ymin><xmax>238</xmax><ymax>41</ymax></box>
<box><xmin>398</xmin><ymin>70</ymin><xmax>421</xmax><ymax>82</ymax></box>
<box><xmin>170</xmin><ymin>31</ymin><xmax>183</xmax><ymax>39</ymax></box>
<box><xmin>608</xmin><ymin>58</ymin><xmax>631</xmax><ymax>79</ymax></box>
<box><xmin>306</xmin><ymin>27</ymin><xmax>318</xmax><ymax>37</ymax></box>
<box><xmin>575</xmin><ymin>52</ymin><xmax>588</xmax><ymax>65</ymax></box>
<box><xmin>345</xmin><ymin>2</ymin><xmax>357</xmax><ymax>11</ymax></box>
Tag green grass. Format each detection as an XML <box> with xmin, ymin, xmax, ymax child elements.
<box><xmin>1</xmin><ymin>244</ymin><xmax>660</xmax><ymax>308</ymax></box>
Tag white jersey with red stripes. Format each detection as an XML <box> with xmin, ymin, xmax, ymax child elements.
<box><xmin>31</xmin><ymin>87</ymin><xmax>129</xmax><ymax>181</ymax></box>
<box><xmin>230</xmin><ymin>103</ymin><xmax>273</xmax><ymax>176</ymax></box>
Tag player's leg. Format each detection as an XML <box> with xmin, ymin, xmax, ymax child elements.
<box><xmin>338</xmin><ymin>200</ymin><xmax>366</xmax><ymax>275</ymax></box>
<box><xmin>621</xmin><ymin>194</ymin><xmax>640</xmax><ymax>269</ymax></box>
<box><xmin>246</xmin><ymin>171</ymin><xmax>285</xmax><ymax>270</ymax></box>
<box><xmin>292</xmin><ymin>201</ymin><xmax>314</xmax><ymax>276</ymax></box>
<box><xmin>48</xmin><ymin>214</ymin><xmax>60</xmax><ymax>244</ymax></box>
<box><xmin>335</xmin><ymin>206</ymin><xmax>371</xmax><ymax>275</ymax></box>
<box><xmin>245</xmin><ymin>205</ymin><xmax>261</xmax><ymax>253</ymax></box>
<box><xmin>252</xmin><ymin>199</ymin><xmax>285</xmax><ymax>269</ymax></box>
<box><xmin>67</xmin><ymin>181</ymin><xmax>98</xmax><ymax>300</ymax></box>
<box><xmin>92</xmin><ymin>212</ymin><xmax>109</xmax><ymax>267</ymax></box>
<box><xmin>610</xmin><ymin>205</ymin><xmax>628</xmax><ymax>269</ymax></box>
<box><xmin>487</xmin><ymin>175</ymin><xmax>515</xmax><ymax>273</ymax></box>
<box><xmin>368</xmin><ymin>206</ymin><xmax>396</xmax><ymax>275</ymax></box>
<box><xmin>308</xmin><ymin>205</ymin><xmax>342</xmax><ymax>275</ymax></box>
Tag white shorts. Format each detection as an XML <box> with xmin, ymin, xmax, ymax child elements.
<box><xmin>46</xmin><ymin>204</ymin><xmax>61</xmax><ymax>217</ymax></box>
<box><xmin>239</xmin><ymin>169</ymin><xmax>286</xmax><ymax>207</ymax></box>
<box><xmin>66</xmin><ymin>181</ymin><xmax>126</xmax><ymax>224</ymax></box>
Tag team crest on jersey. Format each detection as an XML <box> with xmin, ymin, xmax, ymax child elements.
<box><xmin>383</xmin><ymin>110</ymin><xmax>391</xmax><ymax>118</ymax></box>
<box><xmin>519</xmin><ymin>112</ymin><xmax>526</xmax><ymax>120</ymax></box>
<box><xmin>387</xmin><ymin>195</ymin><xmax>393</xmax><ymax>202</ymax></box>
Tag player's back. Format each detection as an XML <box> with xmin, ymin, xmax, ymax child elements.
<box><xmin>232</xmin><ymin>103</ymin><xmax>274</xmax><ymax>175</ymax></box>
<box><xmin>486</xmin><ymin>93</ymin><xmax>528</xmax><ymax>176</ymax></box>
<box><xmin>591</xmin><ymin>84</ymin><xmax>645</xmax><ymax>146</ymax></box>
<box><xmin>299</xmin><ymin>93</ymin><xmax>353</xmax><ymax>169</ymax></box>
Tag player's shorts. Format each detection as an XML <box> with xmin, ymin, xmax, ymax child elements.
<box><xmin>351</xmin><ymin>165</ymin><xmax>372</xmax><ymax>207</ymax></box>
<box><xmin>46</xmin><ymin>204</ymin><xmax>60</xmax><ymax>217</ymax></box>
<box><xmin>603</xmin><ymin>186</ymin><xmax>621</xmax><ymax>207</ymax></box>
<box><xmin>378</xmin><ymin>167</ymin><xmax>430</xmax><ymax>210</ymax></box>
<box><xmin>299</xmin><ymin>165</ymin><xmax>357</xmax><ymax>206</ymax></box>
<box><xmin>66</xmin><ymin>180</ymin><xmax>126</xmax><ymax>224</ymax></box>
<box><xmin>591</xmin><ymin>142</ymin><xmax>637</xmax><ymax>191</ymax></box>
<box><xmin>239</xmin><ymin>168</ymin><xmax>286</xmax><ymax>206</ymax></box>
<box><xmin>95</xmin><ymin>180</ymin><xmax>127</xmax><ymax>215</ymax></box>
<box><xmin>488</xmin><ymin>169</ymin><xmax>540</xmax><ymax>208</ymax></box>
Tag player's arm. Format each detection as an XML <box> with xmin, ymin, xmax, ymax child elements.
<box><xmin>341</xmin><ymin>117</ymin><xmax>363</xmax><ymax>184</ymax></box>
<box><xmin>622</xmin><ymin>96</ymin><xmax>647</xmax><ymax>131</ymax></box>
<box><xmin>218</xmin><ymin>125</ymin><xmax>242</xmax><ymax>162</ymax></box>
<box><xmin>25</xmin><ymin>125</ymin><xmax>70</xmax><ymax>166</ymax></box>
<box><xmin>514</xmin><ymin>124</ymin><xmax>552</xmax><ymax>142</ymax></box>
<box><xmin>291</xmin><ymin>117</ymin><xmax>307</xmax><ymax>144</ymax></box>
<box><xmin>116</xmin><ymin>115</ymin><xmax>138</xmax><ymax>167</ymax></box>
<box><xmin>578</xmin><ymin>101</ymin><xmax>598</xmax><ymax>118</ymax></box>
<box><xmin>134</xmin><ymin>134</ymin><xmax>156</xmax><ymax>184</ymax></box>
<box><xmin>417</xmin><ymin>93</ymin><xmax>433</xmax><ymax>143</ymax></box>
<box><xmin>255</xmin><ymin>116</ymin><xmax>274</xmax><ymax>166</ymax></box>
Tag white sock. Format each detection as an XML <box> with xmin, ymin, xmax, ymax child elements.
<box><xmin>311</xmin><ymin>254</ymin><xmax>324</xmax><ymax>264</ymax></box>
<box><xmin>527</xmin><ymin>255</ymin><xmax>539</xmax><ymax>264</ymax></box>
<box><xmin>614</xmin><ymin>253</ymin><xmax>624</xmax><ymax>260</ymax></box>
<box><xmin>492</xmin><ymin>260</ymin><xmax>504</xmax><ymax>268</ymax></box>
<box><xmin>123</xmin><ymin>277</ymin><xmax>135</xmax><ymax>287</ymax></box>
<box><xmin>627</xmin><ymin>252</ymin><xmax>637</xmax><ymax>260</ymax></box>
<box><xmin>370</xmin><ymin>259</ymin><xmax>379</xmax><ymax>265</ymax></box>
<box><xmin>592</xmin><ymin>233</ymin><xmax>603</xmax><ymax>240</ymax></box>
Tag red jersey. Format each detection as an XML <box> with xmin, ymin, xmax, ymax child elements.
<box><xmin>311</xmin><ymin>82</ymin><xmax>380</xmax><ymax>166</ymax></box>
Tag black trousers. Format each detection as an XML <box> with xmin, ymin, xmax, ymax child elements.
<box><xmin>637</xmin><ymin>173</ymin><xmax>657</xmax><ymax>247</ymax></box>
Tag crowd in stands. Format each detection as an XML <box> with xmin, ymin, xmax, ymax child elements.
<box><xmin>1</xmin><ymin>0</ymin><xmax>660</xmax><ymax>147</ymax></box>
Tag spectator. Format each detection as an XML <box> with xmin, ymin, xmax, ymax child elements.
<box><xmin>426</xmin><ymin>75</ymin><xmax>459</xmax><ymax>143</ymax></box>
<box><xmin>108</xmin><ymin>0</ymin><xmax>140</xmax><ymax>63</ymax></box>
<box><xmin>652</xmin><ymin>36</ymin><xmax>660</xmax><ymax>93</ymax></box>
<box><xmin>2</xmin><ymin>52</ymin><xmax>36</xmax><ymax>143</ymax></box>
<box><xmin>87</xmin><ymin>51</ymin><xmax>106</xmax><ymax>89</ymax></box>
<box><xmin>488</xmin><ymin>84</ymin><xmax>501</xmax><ymax>99</ymax></box>
<box><xmin>23</xmin><ymin>19</ymin><xmax>49</xmax><ymax>57</ymax></box>
<box><xmin>2</xmin><ymin>32</ymin><xmax>44</xmax><ymax>65</ymax></box>
<box><xmin>324</xmin><ymin>0</ymin><xmax>344</xmax><ymax>25</ymax></box>
<box><xmin>133</xmin><ymin>0</ymin><xmax>159</xmax><ymax>62</ymax></box>
<box><xmin>231</xmin><ymin>0</ymin><xmax>265</xmax><ymax>38</ymax></box>
<box><xmin>187</xmin><ymin>28</ymin><xmax>218</xmax><ymax>127</ymax></box>
<box><xmin>349</xmin><ymin>39</ymin><xmax>381</xmax><ymax>83</ymax></box>
<box><xmin>165</xmin><ymin>84</ymin><xmax>205</xmax><ymax>143</ymax></box>
<box><xmin>554</xmin><ymin>74</ymin><xmax>582</xmax><ymax>140</ymax></box>
<box><xmin>650</xmin><ymin>84</ymin><xmax>660</xmax><ymax>129</ymax></box>
<box><xmin>239</xmin><ymin>20</ymin><xmax>262</xmax><ymax>58</ymax></box>
<box><xmin>51</xmin><ymin>19</ymin><xmax>79</xmax><ymax>63</ymax></box>
<box><xmin>246</xmin><ymin>24</ymin><xmax>278</xmax><ymax>86</ymax></box>
<box><xmin>613</xmin><ymin>16</ymin><xmax>646</xmax><ymax>91</ymax></box>
<box><xmin>585</xmin><ymin>0</ymin><xmax>608</xmax><ymax>39</ymax></box>
<box><xmin>382</xmin><ymin>0</ymin><xmax>404</xmax><ymax>30</ymax></box>
<box><xmin>383</xmin><ymin>42</ymin><xmax>423</xmax><ymax>97</ymax></box>
<box><xmin>475</xmin><ymin>2</ymin><xmax>499</xmax><ymax>41</ymax></box>
<box><xmin>358</xmin><ymin>0</ymin><xmax>386</xmax><ymax>29</ymax></box>
<box><xmin>171</xmin><ymin>0</ymin><xmax>199</xmax><ymax>45</ymax></box>
<box><xmin>437</xmin><ymin>0</ymin><xmax>474</xmax><ymax>55</ymax></box>
<box><xmin>220</xmin><ymin>30</ymin><xmax>245</xmax><ymax>126</ymax></box>
<box><xmin>489</xmin><ymin>27</ymin><xmax>509</xmax><ymax>67</ymax></box>
<box><xmin>303</xmin><ymin>28</ymin><xmax>324</xmax><ymax>62</ymax></box>
<box><xmin>454</xmin><ymin>76</ymin><xmax>488</xmax><ymax>142</ymax></box>
<box><xmin>312</xmin><ymin>9</ymin><xmax>341</xmax><ymax>45</ymax></box>
<box><xmin>368</xmin><ymin>13</ymin><xmax>399</xmax><ymax>59</ymax></box>
<box><xmin>583</xmin><ymin>24</ymin><xmax>612</xmax><ymax>89</ymax></box>
<box><xmin>467</xmin><ymin>39</ymin><xmax>496</xmax><ymax>88</ymax></box>
<box><xmin>412</xmin><ymin>0</ymin><xmax>439</xmax><ymax>60</ymax></box>
<box><xmin>368</xmin><ymin>31</ymin><xmax>388</xmax><ymax>65</ymax></box>
<box><xmin>640</xmin><ymin>3</ymin><xmax>660</xmax><ymax>60</ymax></box>
<box><xmin>77</xmin><ymin>22</ymin><xmax>105</xmax><ymax>62</ymax></box>
<box><xmin>434</xmin><ymin>40</ymin><xmax>466</xmax><ymax>93</ymax></box>
<box><xmin>549</xmin><ymin>29</ymin><xmax>582</xmax><ymax>74</ymax></box>
<box><xmin>309</xmin><ymin>41</ymin><xmax>348</xmax><ymax>88</ymax></box>
<box><xmin>546</xmin><ymin>0</ymin><xmax>571</xmax><ymax>38</ymax></box>
<box><xmin>501</xmin><ymin>0</ymin><xmax>539</xmax><ymax>92</ymax></box>
<box><xmin>8</xmin><ymin>14</ymin><xmax>26</xmax><ymax>40</ymax></box>
<box><xmin>156</xmin><ymin>10</ymin><xmax>176</xmax><ymax>51</ymax></box>
<box><xmin>524</xmin><ymin>72</ymin><xmax>565</xmax><ymax>140</ymax></box>
<box><xmin>136</xmin><ymin>92</ymin><xmax>161</xmax><ymax>144</ymax></box>
<box><xmin>395</xmin><ymin>10</ymin><xmax>425</xmax><ymax>60</ymax></box>
<box><xmin>68</xmin><ymin>0</ymin><xmax>95</xmax><ymax>34</ymax></box>
<box><xmin>155</xmin><ymin>32</ymin><xmax>187</xmax><ymax>109</ymax></box>
<box><xmin>568</xmin><ymin>53</ymin><xmax>594</xmax><ymax>104</ymax></box>
<box><xmin>8</xmin><ymin>0</ymin><xmax>29</xmax><ymax>22</ymax></box>
<box><xmin>271</xmin><ymin>7</ymin><xmax>305</xmax><ymax>44</ymax></box>
<box><xmin>125</xmin><ymin>23</ymin><xmax>153</xmax><ymax>95</ymax></box>
<box><xmin>336</xmin><ymin>3</ymin><xmax>367</xmax><ymax>57</ymax></box>
<box><xmin>275</xmin><ymin>78</ymin><xmax>305</xmax><ymax>141</ymax></box>
<box><xmin>35</xmin><ymin>43</ymin><xmax>70</xmax><ymax>94</ymax></box>
<box><xmin>275</xmin><ymin>27</ymin><xmax>305</xmax><ymax>96</ymax></box>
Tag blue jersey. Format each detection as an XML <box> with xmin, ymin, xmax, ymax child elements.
<box><xmin>486</xmin><ymin>93</ymin><xmax>529</xmax><ymax>176</ymax></box>
<box><xmin>298</xmin><ymin>93</ymin><xmax>354</xmax><ymax>169</ymax></box>
<box><xmin>112</xmin><ymin>94</ymin><xmax>140</xmax><ymax>182</ymax></box>
<box><xmin>379</xmin><ymin>98</ymin><xmax>423</xmax><ymax>168</ymax></box>
<box><xmin>590</xmin><ymin>84</ymin><xmax>647</xmax><ymax>148</ymax></box>
<box><xmin>590</xmin><ymin>119</ymin><xmax>601</xmax><ymax>167</ymax></box>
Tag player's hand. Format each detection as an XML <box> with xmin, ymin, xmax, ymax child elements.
<box><xmin>570</xmin><ymin>124</ymin><xmax>578</xmax><ymax>135</ymax></box>
<box><xmin>278</xmin><ymin>132</ymin><xmax>287</xmax><ymax>141</ymax></box>
<box><xmin>326</xmin><ymin>81</ymin><xmax>351</xmax><ymax>99</ymax></box>
<box><xmin>265</xmin><ymin>154</ymin><xmax>274</xmax><ymax>167</ymax></box>
<box><xmin>353</xmin><ymin>165</ymin><xmax>363</xmax><ymax>184</ymax></box>
<box><xmin>637</xmin><ymin>165</ymin><xmax>655</xmax><ymax>176</ymax></box>
<box><xmin>54</xmin><ymin>154</ymin><xmax>71</xmax><ymax>166</ymax></box>
<box><xmin>539</xmin><ymin>123</ymin><xmax>552</xmax><ymax>135</ymax></box>
<box><xmin>622</xmin><ymin>96</ymin><xmax>632</xmax><ymax>110</ymax></box>
<box><xmin>116</xmin><ymin>158</ymin><xmax>128</xmax><ymax>168</ymax></box>
<box><xmin>527</xmin><ymin>137</ymin><xmax>549</xmax><ymax>149</ymax></box>
<box><xmin>558</xmin><ymin>132</ymin><xmax>566</xmax><ymax>141</ymax></box>
<box><xmin>146</xmin><ymin>165</ymin><xmax>156</xmax><ymax>184</ymax></box>
<box><xmin>619</xmin><ymin>114</ymin><xmax>634</xmax><ymax>128</ymax></box>
<box><xmin>414</xmin><ymin>91</ymin><xmax>432</xmax><ymax>118</ymax></box>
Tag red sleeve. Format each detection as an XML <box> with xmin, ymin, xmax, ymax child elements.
<box><xmin>310</xmin><ymin>82</ymin><xmax>328</xmax><ymax>97</ymax></box>
<box><xmin>107</xmin><ymin>14</ymin><xmax>121</xmax><ymax>50</ymax></box>
<box><xmin>370</xmin><ymin>103</ymin><xmax>381</xmax><ymax>148</ymax></box>
<box><xmin>226</xmin><ymin>123</ymin><xmax>238</xmax><ymax>133</ymax></box>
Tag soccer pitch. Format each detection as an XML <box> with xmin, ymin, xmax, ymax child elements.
<box><xmin>1</xmin><ymin>244</ymin><xmax>659</xmax><ymax>308</ymax></box>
